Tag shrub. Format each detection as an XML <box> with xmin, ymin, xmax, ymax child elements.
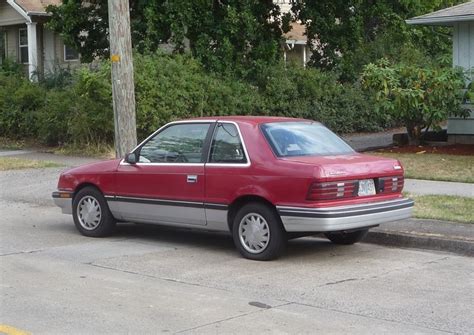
<box><xmin>134</xmin><ymin>53</ymin><xmax>263</xmax><ymax>140</ymax></box>
<box><xmin>37</xmin><ymin>66</ymin><xmax>113</xmax><ymax>145</ymax></box>
<box><xmin>1</xmin><ymin>53</ymin><xmax>389</xmax><ymax>148</ymax></box>
<box><xmin>361</xmin><ymin>59</ymin><xmax>466</xmax><ymax>144</ymax></box>
<box><xmin>134</xmin><ymin>53</ymin><xmax>384</xmax><ymax>139</ymax></box>
<box><xmin>254</xmin><ymin>63</ymin><xmax>389</xmax><ymax>133</ymax></box>
<box><xmin>0</xmin><ymin>72</ymin><xmax>45</xmax><ymax>139</ymax></box>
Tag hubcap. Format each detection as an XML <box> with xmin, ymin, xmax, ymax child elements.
<box><xmin>239</xmin><ymin>213</ymin><xmax>270</xmax><ymax>254</ymax></box>
<box><xmin>77</xmin><ymin>195</ymin><xmax>102</xmax><ymax>230</ymax></box>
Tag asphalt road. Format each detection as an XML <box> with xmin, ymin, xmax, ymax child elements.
<box><xmin>1</xmin><ymin>167</ymin><xmax>473</xmax><ymax>334</ymax></box>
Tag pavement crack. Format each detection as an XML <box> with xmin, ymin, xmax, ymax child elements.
<box><xmin>423</xmin><ymin>256</ymin><xmax>450</xmax><ymax>265</ymax></box>
<box><xmin>86</xmin><ymin>262</ymin><xmax>232</xmax><ymax>293</ymax></box>
<box><xmin>322</xmin><ymin>278</ymin><xmax>359</xmax><ymax>286</ymax></box>
<box><xmin>0</xmin><ymin>249</ymin><xmax>44</xmax><ymax>257</ymax></box>
<box><xmin>174</xmin><ymin>302</ymin><xmax>292</xmax><ymax>334</ymax></box>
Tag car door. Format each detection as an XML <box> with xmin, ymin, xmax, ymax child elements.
<box><xmin>112</xmin><ymin>122</ymin><xmax>214</xmax><ymax>226</ymax></box>
<box><xmin>204</xmin><ymin>122</ymin><xmax>251</xmax><ymax>229</ymax></box>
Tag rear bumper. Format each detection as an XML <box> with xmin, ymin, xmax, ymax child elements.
<box><xmin>277</xmin><ymin>198</ymin><xmax>414</xmax><ymax>233</ymax></box>
<box><xmin>52</xmin><ymin>191</ymin><xmax>73</xmax><ymax>214</ymax></box>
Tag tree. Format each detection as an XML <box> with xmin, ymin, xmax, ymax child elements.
<box><xmin>47</xmin><ymin>0</ymin><xmax>287</xmax><ymax>78</ymax></box>
<box><xmin>47</xmin><ymin>0</ymin><xmax>108</xmax><ymax>63</ymax></box>
<box><xmin>361</xmin><ymin>59</ymin><xmax>466</xmax><ymax>145</ymax></box>
<box><xmin>291</xmin><ymin>0</ymin><xmax>466</xmax><ymax>80</ymax></box>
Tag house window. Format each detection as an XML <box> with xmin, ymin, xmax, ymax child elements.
<box><xmin>19</xmin><ymin>28</ymin><xmax>28</xmax><ymax>64</ymax></box>
<box><xmin>64</xmin><ymin>45</ymin><xmax>79</xmax><ymax>61</ymax></box>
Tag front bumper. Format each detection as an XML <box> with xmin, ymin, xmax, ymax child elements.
<box><xmin>277</xmin><ymin>198</ymin><xmax>414</xmax><ymax>233</ymax></box>
<box><xmin>52</xmin><ymin>191</ymin><xmax>73</xmax><ymax>214</ymax></box>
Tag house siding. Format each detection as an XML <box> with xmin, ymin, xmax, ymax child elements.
<box><xmin>449</xmin><ymin>22</ymin><xmax>474</xmax><ymax>138</ymax></box>
<box><xmin>53</xmin><ymin>32</ymin><xmax>80</xmax><ymax>69</ymax></box>
<box><xmin>5</xmin><ymin>25</ymin><xmax>19</xmax><ymax>60</ymax></box>
<box><xmin>453</xmin><ymin>22</ymin><xmax>473</xmax><ymax>70</ymax></box>
<box><xmin>0</xmin><ymin>1</ymin><xmax>24</xmax><ymax>25</ymax></box>
<box><xmin>43</xmin><ymin>26</ymin><xmax>55</xmax><ymax>73</ymax></box>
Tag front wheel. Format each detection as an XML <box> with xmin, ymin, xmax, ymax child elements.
<box><xmin>232</xmin><ymin>203</ymin><xmax>286</xmax><ymax>261</ymax></box>
<box><xmin>324</xmin><ymin>229</ymin><xmax>369</xmax><ymax>245</ymax></box>
<box><xmin>72</xmin><ymin>186</ymin><xmax>116</xmax><ymax>237</ymax></box>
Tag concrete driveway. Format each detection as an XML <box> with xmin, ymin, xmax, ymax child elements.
<box><xmin>1</xmin><ymin>166</ymin><xmax>473</xmax><ymax>334</ymax></box>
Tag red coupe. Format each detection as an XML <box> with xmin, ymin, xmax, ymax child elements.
<box><xmin>53</xmin><ymin>117</ymin><xmax>413</xmax><ymax>260</ymax></box>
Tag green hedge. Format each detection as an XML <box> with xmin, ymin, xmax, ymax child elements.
<box><xmin>0</xmin><ymin>53</ymin><xmax>389</xmax><ymax>146</ymax></box>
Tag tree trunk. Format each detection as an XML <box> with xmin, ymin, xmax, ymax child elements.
<box><xmin>108</xmin><ymin>0</ymin><xmax>137</xmax><ymax>158</ymax></box>
<box><xmin>406</xmin><ymin>122</ymin><xmax>422</xmax><ymax>146</ymax></box>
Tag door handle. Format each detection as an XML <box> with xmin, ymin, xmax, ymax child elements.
<box><xmin>187</xmin><ymin>175</ymin><xmax>198</xmax><ymax>183</ymax></box>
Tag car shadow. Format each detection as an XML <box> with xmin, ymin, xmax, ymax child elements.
<box><xmin>112</xmin><ymin>222</ymin><xmax>356</xmax><ymax>260</ymax></box>
<box><xmin>115</xmin><ymin>222</ymin><xmax>235</xmax><ymax>252</ymax></box>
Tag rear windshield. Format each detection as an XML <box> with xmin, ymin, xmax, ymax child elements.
<box><xmin>261</xmin><ymin>122</ymin><xmax>355</xmax><ymax>157</ymax></box>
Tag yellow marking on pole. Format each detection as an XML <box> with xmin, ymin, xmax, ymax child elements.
<box><xmin>111</xmin><ymin>54</ymin><xmax>120</xmax><ymax>62</ymax></box>
<box><xmin>0</xmin><ymin>325</ymin><xmax>31</xmax><ymax>335</ymax></box>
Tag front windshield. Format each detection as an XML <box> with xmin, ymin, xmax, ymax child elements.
<box><xmin>261</xmin><ymin>122</ymin><xmax>355</xmax><ymax>157</ymax></box>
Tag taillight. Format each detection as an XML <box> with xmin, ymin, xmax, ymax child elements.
<box><xmin>377</xmin><ymin>176</ymin><xmax>404</xmax><ymax>194</ymax></box>
<box><xmin>307</xmin><ymin>175</ymin><xmax>404</xmax><ymax>201</ymax></box>
<box><xmin>307</xmin><ymin>181</ymin><xmax>358</xmax><ymax>201</ymax></box>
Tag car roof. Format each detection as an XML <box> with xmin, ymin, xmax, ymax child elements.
<box><xmin>186</xmin><ymin>115</ymin><xmax>317</xmax><ymax>125</ymax></box>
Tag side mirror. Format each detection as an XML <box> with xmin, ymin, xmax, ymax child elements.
<box><xmin>125</xmin><ymin>152</ymin><xmax>137</xmax><ymax>164</ymax></box>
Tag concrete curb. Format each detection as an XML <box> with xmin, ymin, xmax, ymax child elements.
<box><xmin>364</xmin><ymin>229</ymin><xmax>474</xmax><ymax>257</ymax></box>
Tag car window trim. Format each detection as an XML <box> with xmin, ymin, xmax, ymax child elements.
<box><xmin>120</xmin><ymin>120</ymin><xmax>216</xmax><ymax>166</ymax></box>
<box><xmin>205</xmin><ymin>121</ymin><xmax>251</xmax><ymax>168</ymax></box>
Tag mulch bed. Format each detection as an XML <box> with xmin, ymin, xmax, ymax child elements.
<box><xmin>376</xmin><ymin>144</ymin><xmax>474</xmax><ymax>156</ymax></box>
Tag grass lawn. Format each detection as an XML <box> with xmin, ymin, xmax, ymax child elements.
<box><xmin>373</xmin><ymin>152</ymin><xmax>474</xmax><ymax>183</ymax></box>
<box><xmin>0</xmin><ymin>157</ymin><xmax>62</xmax><ymax>171</ymax></box>
<box><xmin>407</xmin><ymin>193</ymin><xmax>474</xmax><ymax>224</ymax></box>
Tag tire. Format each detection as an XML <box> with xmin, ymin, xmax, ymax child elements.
<box><xmin>324</xmin><ymin>229</ymin><xmax>369</xmax><ymax>245</ymax></box>
<box><xmin>72</xmin><ymin>186</ymin><xmax>116</xmax><ymax>237</ymax></box>
<box><xmin>232</xmin><ymin>203</ymin><xmax>286</xmax><ymax>261</ymax></box>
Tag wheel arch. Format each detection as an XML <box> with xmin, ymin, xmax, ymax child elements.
<box><xmin>227</xmin><ymin>195</ymin><xmax>279</xmax><ymax>231</ymax></box>
<box><xmin>73</xmin><ymin>182</ymin><xmax>103</xmax><ymax>198</ymax></box>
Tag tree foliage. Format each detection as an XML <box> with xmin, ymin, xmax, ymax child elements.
<box><xmin>292</xmin><ymin>0</ymin><xmax>466</xmax><ymax>80</ymax></box>
<box><xmin>47</xmin><ymin>0</ymin><xmax>286</xmax><ymax>77</ymax></box>
<box><xmin>47</xmin><ymin>0</ymin><xmax>467</xmax><ymax>80</ymax></box>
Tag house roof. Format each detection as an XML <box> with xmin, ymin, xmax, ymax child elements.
<box><xmin>406</xmin><ymin>1</ymin><xmax>474</xmax><ymax>26</ymax></box>
<box><xmin>9</xmin><ymin>0</ymin><xmax>60</xmax><ymax>16</ymax></box>
<box><xmin>284</xmin><ymin>22</ymin><xmax>307</xmax><ymax>44</ymax></box>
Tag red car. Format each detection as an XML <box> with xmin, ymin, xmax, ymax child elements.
<box><xmin>53</xmin><ymin>117</ymin><xmax>413</xmax><ymax>260</ymax></box>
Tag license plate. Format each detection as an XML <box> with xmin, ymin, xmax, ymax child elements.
<box><xmin>358</xmin><ymin>179</ymin><xmax>376</xmax><ymax>196</ymax></box>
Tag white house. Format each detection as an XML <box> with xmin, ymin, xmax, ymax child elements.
<box><xmin>407</xmin><ymin>1</ymin><xmax>474</xmax><ymax>144</ymax></box>
<box><xmin>274</xmin><ymin>0</ymin><xmax>312</xmax><ymax>67</ymax></box>
<box><xmin>0</xmin><ymin>0</ymin><xmax>80</xmax><ymax>79</ymax></box>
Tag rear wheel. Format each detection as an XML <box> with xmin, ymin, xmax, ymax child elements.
<box><xmin>324</xmin><ymin>229</ymin><xmax>369</xmax><ymax>245</ymax></box>
<box><xmin>232</xmin><ymin>203</ymin><xmax>286</xmax><ymax>261</ymax></box>
<box><xmin>72</xmin><ymin>186</ymin><xmax>116</xmax><ymax>237</ymax></box>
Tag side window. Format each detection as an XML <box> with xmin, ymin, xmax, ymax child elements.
<box><xmin>139</xmin><ymin>123</ymin><xmax>210</xmax><ymax>163</ymax></box>
<box><xmin>209</xmin><ymin>123</ymin><xmax>247</xmax><ymax>164</ymax></box>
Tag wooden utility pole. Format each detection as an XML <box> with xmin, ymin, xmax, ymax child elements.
<box><xmin>108</xmin><ymin>0</ymin><xmax>137</xmax><ymax>158</ymax></box>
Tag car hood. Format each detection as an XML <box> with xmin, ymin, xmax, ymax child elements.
<box><xmin>62</xmin><ymin>159</ymin><xmax>122</xmax><ymax>175</ymax></box>
<box><xmin>281</xmin><ymin>153</ymin><xmax>402</xmax><ymax>179</ymax></box>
